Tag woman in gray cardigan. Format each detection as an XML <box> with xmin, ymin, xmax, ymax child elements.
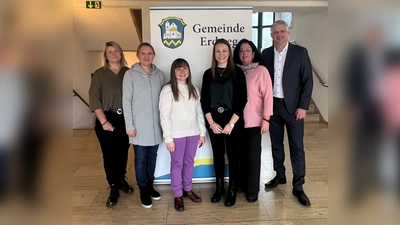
<box><xmin>122</xmin><ymin>43</ymin><xmax>165</xmax><ymax>209</ymax></box>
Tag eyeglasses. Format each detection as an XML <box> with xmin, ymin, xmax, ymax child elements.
<box><xmin>175</xmin><ymin>67</ymin><xmax>189</xmax><ymax>72</ymax></box>
<box><xmin>239</xmin><ymin>48</ymin><xmax>252</xmax><ymax>53</ymax></box>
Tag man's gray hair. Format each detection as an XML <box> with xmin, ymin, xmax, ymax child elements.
<box><xmin>270</xmin><ymin>20</ymin><xmax>289</xmax><ymax>32</ymax></box>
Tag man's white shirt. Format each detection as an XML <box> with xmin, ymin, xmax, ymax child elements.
<box><xmin>273</xmin><ymin>42</ymin><xmax>289</xmax><ymax>98</ymax></box>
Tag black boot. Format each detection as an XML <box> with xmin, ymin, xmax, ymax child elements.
<box><xmin>147</xmin><ymin>180</ymin><xmax>161</xmax><ymax>200</ymax></box>
<box><xmin>106</xmin><ymin>184</ymin><xmax>120</xmax><ymax>208</ymax></box>
<box><xmin>211</xmin><ymin>177</ymin><xmax>225</xmax><ymax>203</ymax></box>
<box><xmin>139</xmin><ymin>186</ymin><xmax>152</xmax><ymax>208</ymax></box>
<box><xmin>224</xmin><ymin>181</ymin><xmax>237</xmax><ymax>207</ymax></box>
<box><xmin>119</xmin><ymin>177</ymin><xmax>134</xmax><ymax>194</ymax></box>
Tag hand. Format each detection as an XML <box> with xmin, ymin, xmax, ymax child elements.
<box><xmin>166</xmin><ymin>141</ymin><xmax>175</xmax><ymax>152</ymax></box>
<box><xmin>210</xmin><ymin>123</ymin><xmax>222</xmax><ymax>134</ymax></box>
<box><xmin>295</xmin><ymin>108</ymin><xmax>307</xmax><ymax>120</ymax></box>
<box><xmin>102</xmin><ymin>121</ymin><xmax>115</xmax><ymax>131</ymax></box>
<box><xmin>261</xmin><ymin>120</ymin><xmax>269</xmax><ymax>134</ymax></box>
<box><xmin>222</xmin><ymin>124</ymin><xmax>233</xmax><ymax>135</ymax></box>
<box><xmin>126</xmin><ymin>129</ymin><xmax>137</xmax><ymax>137</ymax></box>
<box><xmin>198</xmin><ymin>136</ymin><xmax>205</xmax><ymax>148</ymax></box>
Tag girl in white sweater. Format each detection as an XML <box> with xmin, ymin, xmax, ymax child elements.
<box><xmin>159</xmin><ymin>58</ymin><xmax>206</xmax><ymax>211</ymax></box>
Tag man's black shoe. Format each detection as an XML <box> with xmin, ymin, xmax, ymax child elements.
<box><xmin>292</xmin><ymin>189</ymin><xmax>311</xmax><ymax>206</ymax></box>
<box><xmin>264</xmin><ymin>176</ymin><xmax>287</xmax><ymax>188</ymax></box>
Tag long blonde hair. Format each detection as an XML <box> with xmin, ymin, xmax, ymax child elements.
<box><xmin>102</xmin><ymin>41</ymin><xmax>128</xmax><ymax>69</ymax></box>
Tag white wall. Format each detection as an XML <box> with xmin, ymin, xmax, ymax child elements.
<box><xmin>125</xmin><ymin>52</ymin><xmax>140</xmax><ymax>66</ymax></box>
<box><xmin>73</xmin><ymin>34</ymin><xmax>93</xmax><ymax>103</ymax></box>
<box><xmin>289</xmin><ymin>9</ymin><xmax>328</xmax><ymax>121</ymax></box>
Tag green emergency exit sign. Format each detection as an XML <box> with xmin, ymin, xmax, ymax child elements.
<box><xmin>86</xmin><ymin>1</ymin><xmax>101</xmax><ymax>9</ymax></box>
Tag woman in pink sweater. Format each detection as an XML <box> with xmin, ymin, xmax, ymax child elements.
<box><xmin>233</xmin><ymin>39</ymin><xmax>273</xmax><ymax>202</ymax></box>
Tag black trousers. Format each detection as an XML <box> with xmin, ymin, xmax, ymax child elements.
<box><xmin>94</xmin><ymin>111</ymin><xmax>130</xmax><ymax>185</ymax></box>
<box><xmin>0</xmin><ymin>150</ymin><xmax>9</xmax><ymax>198</ymax></box>
<box><xmin>239</xmin><ymin>127</ymin><xmax>262</xmax><ymax>193</ymax></box>
<box><xmin>270</xmin><ymin>101</ymin><xmax>305</xmax><ymax>190</ymax></box>
<box><xmin>208</xmin><ymin>110</ymin><xmax>242</xmax><ymax>185</ymax></box>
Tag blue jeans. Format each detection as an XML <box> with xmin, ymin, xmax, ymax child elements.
<box><xmin>133</xmin><ymin>145</ymin><xmax>159</xmax><ymax>187</ymax></box>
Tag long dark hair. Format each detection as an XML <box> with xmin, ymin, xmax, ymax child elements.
<box><xmin>211</xmin><ymin>38</ymin><xmax>236</xmax><ymax>79</ymax></box>
<box><xmin>169</xmin><ymin>58</ymin><xmax>199</xmax><ymax>102</ymax></box>
<box><xmin>233</xmin><ymin>39</ymin><xmax>264</xmax><ymax>66</ymax></box>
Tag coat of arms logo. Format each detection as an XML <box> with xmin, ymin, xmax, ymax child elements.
<box><xmin>158</xmin><ymin>17</ymin><xmax>186</xmax><ymax>49</ymax></box>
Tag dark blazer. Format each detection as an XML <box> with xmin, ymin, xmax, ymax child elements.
<box><xmin>261</xmin><ymin>42</ymin><xmax>313</xmax><ymax>115</ymax></box>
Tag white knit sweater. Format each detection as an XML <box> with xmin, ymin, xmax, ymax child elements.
<box><xmin>159</xmin><ymin>84</ymin><xmax>206</xmax><ymax>143</ymax></box>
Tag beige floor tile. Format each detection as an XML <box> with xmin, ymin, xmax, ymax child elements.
<box><xmin>277</xmin><ymin>181</ymin><xmax>328</xmax><ymax>199</ymax></box>
<box><xmin>95</xmin><ymin>159</ymin><xmax>104</xmax><ymax>166</ymax></box>
<box><xmin>183</xmin><ymin>221</ymin><xmax>295</xmax><ymax>225</ymax></box>
<box><xmin>262</xmin><ymin>197</ymin><xmax>328</xmax><ymax>220</ymax></box>
<box><xmin>304</xmin><ymin>151</ymin><xmax>327</xmax><ymax>160</ymax></box>
<box><xmin>306</xmin><ymin>168</ymin><xmax>328</xmax><ymax>182</ymax></box>
<box><xmin>166</xmin><ymin>201</ymin><xmax>271</xmax><ymax>224</ymax></box>
<box><xmin>259</xmin><ymin>187</ymin><xmax>286</xmax><ymax>200</ymax></box>
<box><xmin>74</xmin><ymin>175</ymin><xmax>108</xmax><ymax>190</ymax></box>
<box><xmin>73</xmin><ymin>164</ymin><xmax>81</xmax><ymax>173</ymax></box>
<box><xmin>73</xmin><ymin>190</ymin><xmax>101</xmax><ymax>207</ymax></box>
<box><xmin>73</xmin><ymin>119</ymin><xmax>328</xmax><ymax>225</ymax></box>
<box><xmin>73</xmin><ymin>156</ymin><xmax>101</xmax><ymax>167</ymax></box>
<box><xmin>306</xmin><ymin>158</ymin><xmax>328</xmax><ymax>169</ymax></box>
<box><xmin>73</xmin><ymin>204</ymin><xmax>168</xmax><ymax>225</ymax></box>
<box><xmin>292</xmin><ymin>218</ymin><xmax>328</xmax><ymax>225</ymax></box>
<box><xmin>73</xmin><ymin>165</ymin><xmax>106</xmax><ymax>176</ymax></box>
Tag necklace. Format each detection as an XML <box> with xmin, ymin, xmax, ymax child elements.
<box><xmin>217</xmin><ymin>67</ymin><xmax>226</xmax><ymax>77</ymax></box>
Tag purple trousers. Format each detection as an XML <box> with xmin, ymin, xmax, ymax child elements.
<box><xmin>170</xmin><ymin>135</ymin><xmax>200</xmax><ymax>197</ymax></box>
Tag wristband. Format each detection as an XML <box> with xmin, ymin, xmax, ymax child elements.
<box><xmin>263</xmin><ymin>118</ymin><xmax>270</xmax><ymax>123</ymax></box>
<box><xmin>102</xmin><ymin>120</ymin><xmax>108</xmax><ymax>125</ymax></box>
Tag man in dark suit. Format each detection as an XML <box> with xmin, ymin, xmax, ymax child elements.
<box><xmin>261</xmin><ymin>20</ymin><xmax>313</xmax><ymax>206</ymax></box>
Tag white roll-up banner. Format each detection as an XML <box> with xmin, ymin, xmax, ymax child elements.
<box><xmin>150</xmin><ymin>6</ymin><xmax>252</xmax><ymax>183</ymax></box>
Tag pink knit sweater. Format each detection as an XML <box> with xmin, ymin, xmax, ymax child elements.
<box><xmin>243</xmin><ymin>65</ymin><xmax>273</xmax><ymax>128</ymax></box>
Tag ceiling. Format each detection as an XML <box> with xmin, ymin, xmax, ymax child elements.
<box><xmin>73</xmin><ymin>1</ymin><xmax>327</xmax><ymax>51</ymax></box>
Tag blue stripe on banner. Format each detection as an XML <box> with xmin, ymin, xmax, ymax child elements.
<box><xmin>150</xmin><ymin>7</ymin><xmax>252</xmax><ymax>11</ymax></box>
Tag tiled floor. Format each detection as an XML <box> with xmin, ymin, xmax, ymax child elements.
<box><xmin>73</xmin><ymin>121</ymin><xmax>328</xmax><ymax>225</ymax></box>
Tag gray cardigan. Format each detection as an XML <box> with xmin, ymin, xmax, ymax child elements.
<box><xmin>122</xmin><ymin>63</ymin><xmax>165</xmax><ymax>146</ymax></box>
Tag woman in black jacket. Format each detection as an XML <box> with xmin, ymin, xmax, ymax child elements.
<box><xmin>200</xmin><ymin>38</ymin><xmax>247</xmax><ymax>207</ymax></box>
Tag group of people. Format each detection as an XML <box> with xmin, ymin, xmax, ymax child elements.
<box><xmin>88</xmin><ymin>20</ymin><xmax>313</xmax><ymax>211</ymax></box>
